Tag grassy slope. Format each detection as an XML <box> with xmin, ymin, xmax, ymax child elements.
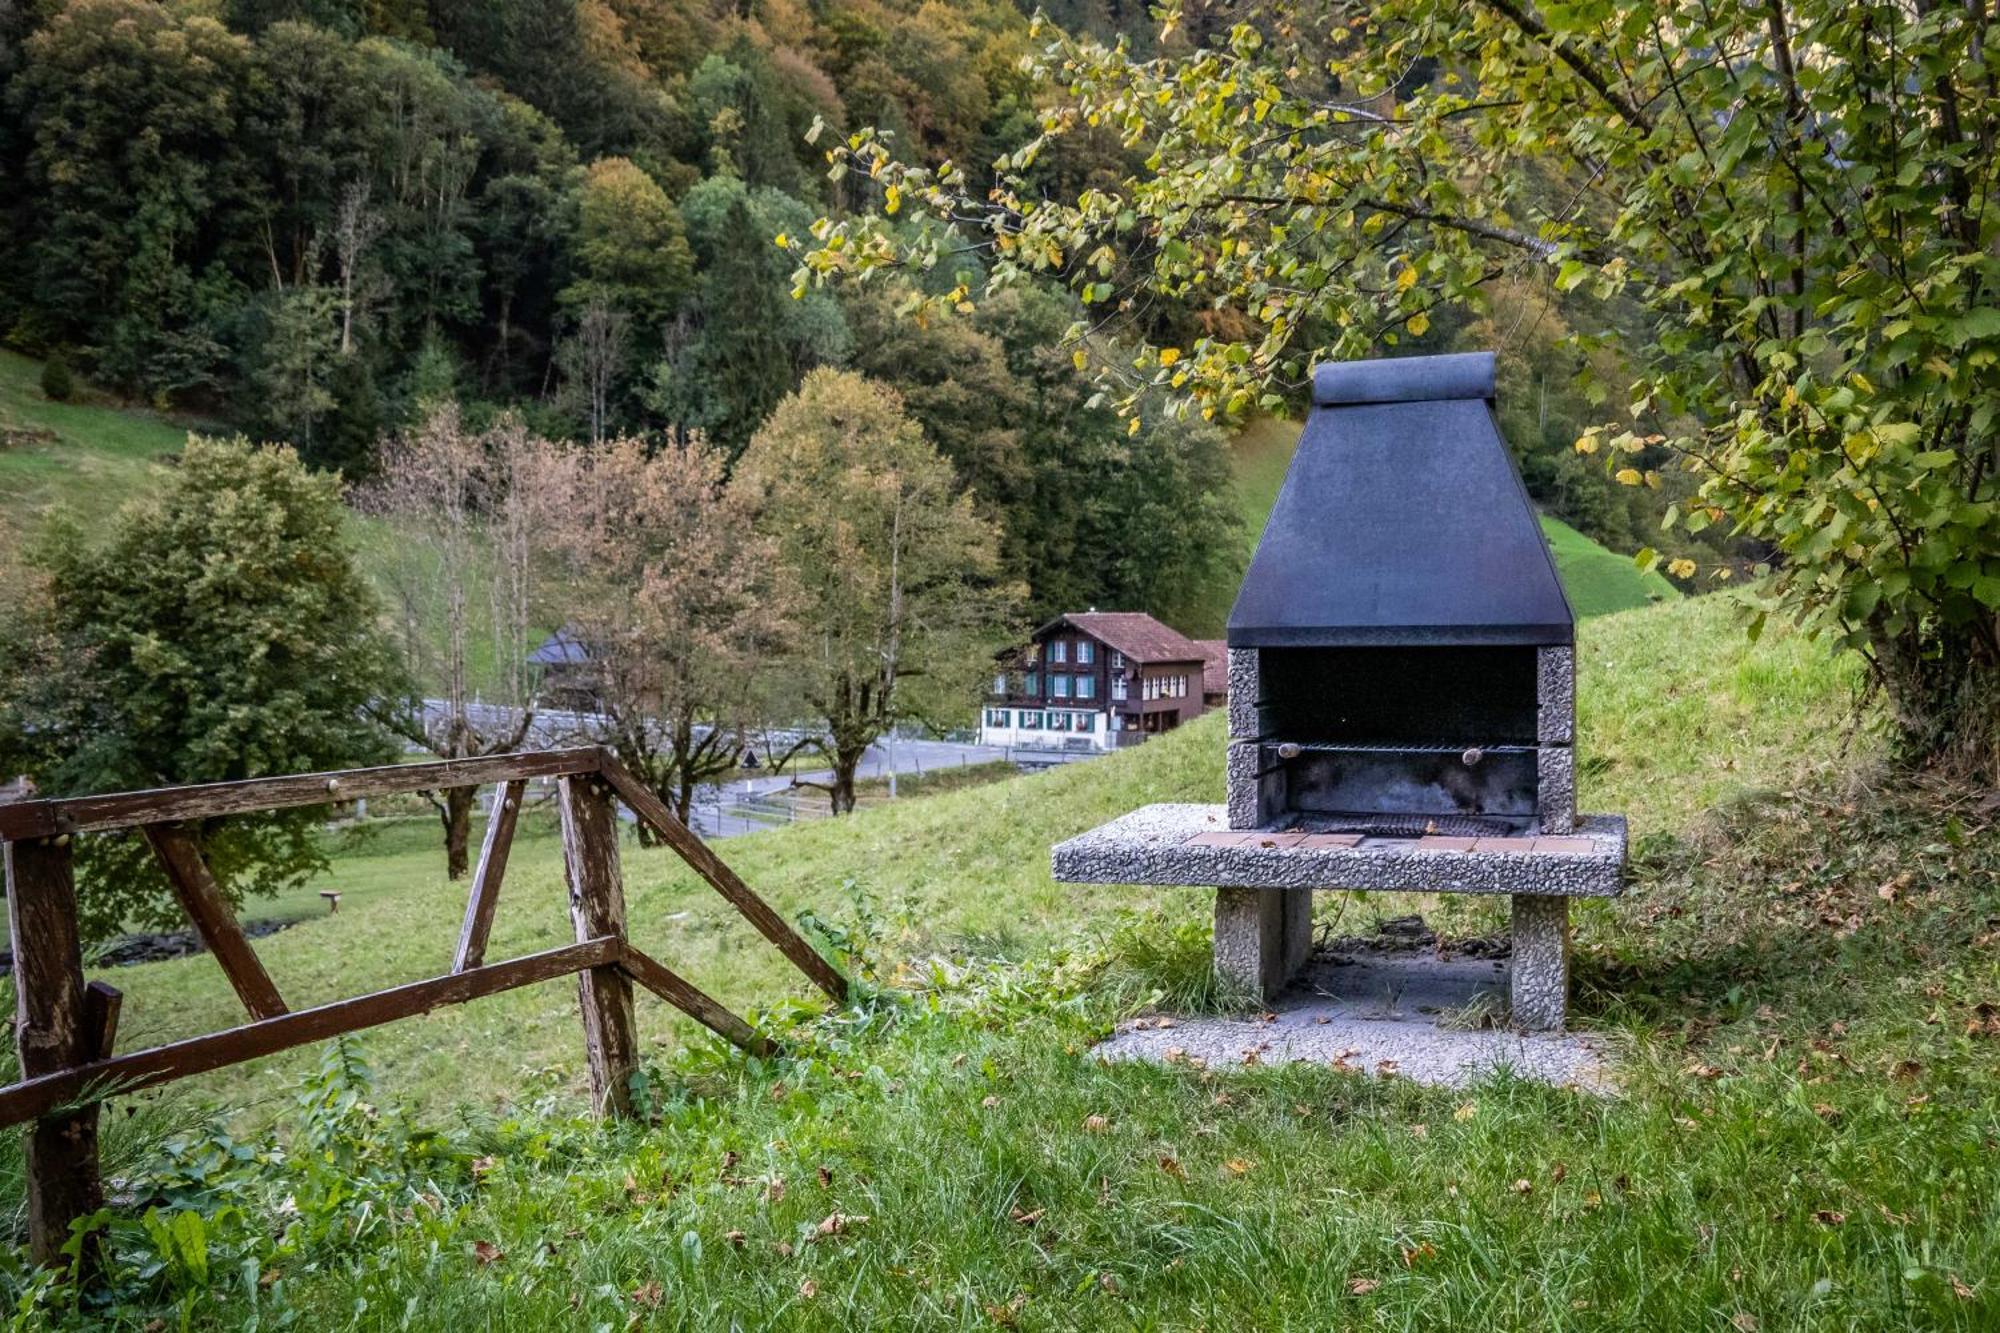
<box><xmin>83</xmin><ymin>591</ymin><xmax>1858</xmax><ymax>1119</ymax></box>
<box><xmin>64</xmin><ymin>592</ymin><xmax>2000</xmax><ymax>1331</ymax></box>
<box><xmin>0</xmin><ymin>351</ymin><xmax>205</xmax><ymax>536</ymax></box>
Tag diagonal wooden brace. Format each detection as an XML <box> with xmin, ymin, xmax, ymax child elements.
<box><xmin>596</xmin><ymin>756</ymin><xmax>848</xmax><ymax>1003</ymax></box>
<box><xmin>617</xmin><ymin>945</ymin><xmax>775</xmax><ymax>1056</ymax></box>
<box><xmin>142</xmin><ymin>825</ymin><xmax>287</xmax><ymax>1020</ymax></box>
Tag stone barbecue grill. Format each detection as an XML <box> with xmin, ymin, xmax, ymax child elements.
<box><xmin>1053</xmin><ymin>351</ymin><xmax>1627</xmax><ymax>1031</ymax></box>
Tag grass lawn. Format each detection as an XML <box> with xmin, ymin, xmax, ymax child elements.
<box><xmin>60</xmin><ymin>590</ymin><xmax>1864</xmax><ymax>1121</ymax></box>
<box><xmin>0</xmin><ymin>351</ymin><xmax>206</xmax><ymax>537</ymax></box>
<box><xmin>16</xmin><ymin>589</ymin><xmax>1997</xmax><ymax>1330</ymax></box>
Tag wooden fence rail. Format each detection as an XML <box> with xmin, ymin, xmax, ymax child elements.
<box><xmin>0</xmin><ymin>748</ymin><xmax>844</xmax><ymax>1275</ymax></box>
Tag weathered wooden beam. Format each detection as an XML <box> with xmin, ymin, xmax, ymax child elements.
<box><xmin>616</xmin><ymin>945</ymin><xmax>774</xmax><ymax>1056</ymax></box>
<box><xmin>453</xmin><ymin>780</ymin><xmax>524</xmax><ymax>973</ymax></box>
<box><xmin>5</xmin><ymin>837</ymin><xmax>104</xmax><ymax>1272</ymax></box>
<box><xmin>560</xmin><ymin>775</ymin><xmax>640</xmax><ymax>1119</ymax></box>
<box><xmin>142</xmin><ymin>825</ymin><xmax>288</xmax><ymax>1021</ymax></box>
<box><xmin>596</xmin><ymin>756</ymin><xmax>848</xmax><ymax>1003</ymax></box>
<box><xmin>83</xmin><ymin>982</ymin><xmax>121</xmax><ymax>1063</ymax></box>
<box><xmin>0</xmin><ymin>749</ymin><xmax>601</xmax><ymax>841</ymax></box>
<box><xmin>0</xmin><ymin>938</ymin><xmax>620</xmax><ymax>1129</ymax></box>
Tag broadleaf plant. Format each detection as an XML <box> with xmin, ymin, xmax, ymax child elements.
<box><xmin>800</xmin><ymin>0</ymin><xmax>2000</xmax><ymax>776</ymax></box>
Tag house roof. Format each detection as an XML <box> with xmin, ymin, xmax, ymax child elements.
<box><xmin>527</xmin><ymin>627</ymin><xmax>592</xmax><ymax>666</ymax></box>
<box><xmin>1193</xmin><ymin>639</ymin><xmax>1228</xmax><ymax>697</ymax></box>
<box><xmin>1043</xmin><ymin>611</ymin><xmax>1205</xmax><ymax>665</ymax></box>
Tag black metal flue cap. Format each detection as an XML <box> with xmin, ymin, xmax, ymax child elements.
<box><xmin>1227</xmin><ymin>351</ymin><xmax>1574</xmax><ymax>648</ymax></box>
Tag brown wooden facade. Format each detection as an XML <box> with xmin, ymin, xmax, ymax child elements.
<box><xmin>983</xmin><ymin>612</ymin><xmax>1211</xmax><ymax>750</ymax></box>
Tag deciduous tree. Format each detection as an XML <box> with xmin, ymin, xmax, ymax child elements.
<box><xmin>365</xmin><ymin>403</ymin><xmax>545</xmax><ymax>877</ymax></box>
<box><xmin>0</xmin><ymin>438</ymin><xmax>403</xmax><ymax>941</ymax></box>
<box><xmin>804</xmin><ymin>0</ymin><xmax>2000</xmax><ymax>777</ymax></box>
<box><xmin>733</xmin><ymin>369</ymin><xmax>1021</xmax><ymax>812</ymax></box>
<box><xmin>535</xmin><ymin>433</ymin><xmax>794</xmax><ymax>828</ymax></box>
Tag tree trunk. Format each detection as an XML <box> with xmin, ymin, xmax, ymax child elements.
<box><xmin>440</xmin><ymin>786</ymin><xmax>475</xmax><ymax>880</ymax></box>
<box><xmin>1876</xmin><ymin>620</ymin><xmax>1999</xmax><ymax>781</ymax></box>
<box><xmin>829</xmin><ymin>743</ymin><xmax>865</xmax><ymax>814</ymax></box>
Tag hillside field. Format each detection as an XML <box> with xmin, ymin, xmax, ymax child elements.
<box><xmin>13</xmin><ymin>583</ymin><xmax>1999</xmax><ymax>1329</ymax></box>
<box><xmin>3</xmin><ymin>355</ymin><xmax>1673</xmax><ymax>675</ymax></box>
<box><xmin>9</xmin><ymin>414</ymin><xmax>2000</xmax><ymax>1325</ymax></box>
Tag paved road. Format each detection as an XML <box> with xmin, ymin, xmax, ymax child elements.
<box><xmin>419</xmin><ymin>700</ymin><xmax>1098</xmax><ymax>839</ymax></box>
<box><xmin>723</xmin><ymin>736</ymin><xmax>1010</xmax><ymax>797</ymax></box>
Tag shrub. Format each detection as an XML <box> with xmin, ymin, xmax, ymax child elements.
<box><xmin>37</xmin><ymin>354</ymin><xmax>73</xmax><ymax>402</ymax></box>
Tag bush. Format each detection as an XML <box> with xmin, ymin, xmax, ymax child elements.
<box><xmin>37</xmin><ymin>354</ymin><xmax>73</xmax><ymax>402</ymax></box>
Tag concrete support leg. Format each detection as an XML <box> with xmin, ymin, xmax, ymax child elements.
<box><xmin>1213</xmin><ymin>887</ymin><xmax>1312</xmax><ymax>1003</ymax></box>
<box><xmin>1509</xmin><ymin>894</ymin><xmax>1570</xmax><ymax>1032</ymax></box>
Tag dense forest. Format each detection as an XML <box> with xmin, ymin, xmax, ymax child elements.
<box><xmin>0</xmin><ymin>0</ymin><xmax>1703</xmax><ymax>623</ymax></box>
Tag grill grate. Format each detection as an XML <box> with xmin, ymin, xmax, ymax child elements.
<box><xmin>1290</xmin><ymin>811</ymin><xmax>1525</xmax><ymax>839</ymax></box>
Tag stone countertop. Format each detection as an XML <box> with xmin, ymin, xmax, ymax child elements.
<box><xmin>1052</xmin><ymin>803</ymin><xmax>1626</xmax><ymax>898</ymax></box>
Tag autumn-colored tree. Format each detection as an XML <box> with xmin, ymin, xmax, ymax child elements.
<box><xmin>365</xmin><ymin>403</ymin><xmax>545</xmax><ymax>877</ymax></box>
<box><xmin>804</xmin><ymin>0</ymin><xmax>2000</xmax><ymax>777</ymax></box>
<box><xmin>535</xmin><ymin>433</ymin><xmax>793</xmax><ymax>828</ymax></box>
<box><xmin>733</xmin><ymin>368</ymin><xmax>1021</xmax><ymax>812</ymax></box>
<box><xmin>563</xmin><ymin>156</ymin><xmax>694</xmax><ymax>329</ymax></box>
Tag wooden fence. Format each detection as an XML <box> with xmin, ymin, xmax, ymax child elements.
<box><xmin>0</xmin><ymin>748</ymin><xmax>846</xmax><ymax>1273</ymax></box>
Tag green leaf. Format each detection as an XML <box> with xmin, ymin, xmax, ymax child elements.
<box><xmin>1947</xmin><ymin>308</ymin><xmax>2000</xmax><ymax>346</ymax></box>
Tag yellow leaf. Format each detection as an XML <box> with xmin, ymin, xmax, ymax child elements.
<box><xmin>773</xmin><ymin>232</ymin><xmax>791</xmax><ymax>249</ymax></box>
<box><xmin>1668</xmin><ymin>558</ymin><xmax>1697</xmax><ymax>579</ymax></box>
<box><xmin>1396</xmin><ymin>265</ymin><xmax>1418</xmax><ymax>291</ymax></box>
<box><xmin>1127</xmin><ymin>415</ymin><xmax>1141</xmax><ymax>437</ymax></box>
<box><xmin>1614</xmin><ymin>467</ymin><xmax>1642</xmax><ymax>486</ymax></box>
<box><xmin>1073</xmin><ymin>349</ymin><xmax>1089</xmax><ymax>371</ymax></box>
<box><xmin>1406</xmin><ymin>311</ymin><xmax>1430</xmax><ymax>336</ymax></box>
<box><xmin>1159</xmin><ymin>347</ymin><xmax>1181</xmax><ymax>366</ymax></box>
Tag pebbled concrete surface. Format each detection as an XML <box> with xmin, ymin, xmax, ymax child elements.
<box><xmin>1095</xmin><ymin>930</ymin><xmax>1611</xmax><ymax>1091</ymax></box>
<box><xmin>1054</xmin><ymin>803</ymin><xmax>1626</xmax><ymax>896</ymax></box>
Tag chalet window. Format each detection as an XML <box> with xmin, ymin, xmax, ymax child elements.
<box><xmin>1077</xmin><ymin>641</ymin><xmax>1094</xmax><ymax>664</ymax></box>
<box><xmin>992</xmin><ymin>673</ymin><xmax>1006</xmax><ymax>696</ymax></box>
<box><xmin>1020</xmin><ymin>711</ymin><xmax>1042</xmax><ymax>729</ymax></box>
<box><xmin>1025</xmin><ymin>671</ymin><xmax>1040</xmax><ymax>695</ymax></box>
<box><xmin>985</xmin><ymin>708</ymin><xmax>1009</xmax><ymax>727</ymax></box>
<box><xmin>1075</xmin><ymin>674</ymin><xmax>1095</xmax><ymax>700</ymax></box>
<box><xmin>1112</xmin><ymin>675</ymin><xmax>1127</xmax><ymax>701</ymax></box>
<box><xmin>1110</xmin><ymin>650</ymin><xmax>1124</xmax><ymax>669</ymax></box>
<box><xmin>1050</xmin><ymin>640</ymin><xmax>1068</xmax><ymax>663</ymax></box>
<box><xmin>1051</xmin><ymin>674</ymin><xmax>1071</xmax><ymax>699</ymax></box>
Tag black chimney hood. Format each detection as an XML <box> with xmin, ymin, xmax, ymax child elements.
<box><xmin>1226</xmin><ymin>351</ymin><xmax>1574</xmax><ymax>648</ymax></box>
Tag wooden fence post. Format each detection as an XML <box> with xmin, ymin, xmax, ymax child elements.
<box><xmin>5</xmin><ymin>836</ymin><xmax>103</xmax><ymax>1274</ymax></box>
<box><xmin>558</xmin><ymin>775</ymin><xmax>639</xmax><ymax>1119</ymax></box>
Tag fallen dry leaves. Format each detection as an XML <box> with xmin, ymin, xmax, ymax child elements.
<box><xmin>1347</xmin><ymin>1277</ymin><xmax>1380</xmax><ymax>1296</ymax></box>
<box><xmin>472</xmin><ymin>1240</ymin><xmax>503</xmax><ymax>1265</ymax></box>
<box><xmin>814</xmin><ymin>1212</ymin><xmax>869</xmax><ymax>1239</ymax></box>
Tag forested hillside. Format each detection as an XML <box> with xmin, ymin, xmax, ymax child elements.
<box><xmin>0</xmin><ymin>0</ymin><xmax>1703</xmax><ymax>629</ymax></box>
<box><xmin>0</xmin><ymin>0</ymin><xmax>1251</xmax><ymax>626</ymax></box>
